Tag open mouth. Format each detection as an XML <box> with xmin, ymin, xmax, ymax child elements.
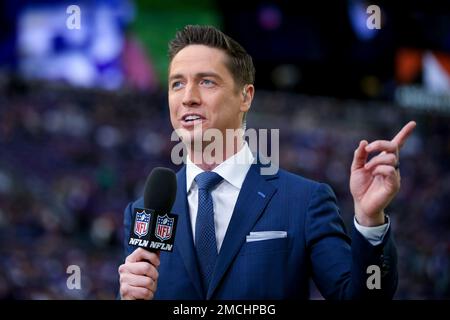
<box><xmin>183</xmin><ymin>114</ymin><xmax>203</xmax><ymax>122</ymax></box>
<box><xmin>181</xmin><ymin>114</ymin><xmax>206</xmax><ymax>127</ymax></box>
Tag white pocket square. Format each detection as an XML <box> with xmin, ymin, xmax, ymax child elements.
<box><xmin>246</xmin><ymin>231</ymin><xmax>287</xmax><ymax>242</ymax></box>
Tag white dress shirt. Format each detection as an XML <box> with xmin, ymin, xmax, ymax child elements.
<box><xmin>186</xmin><ymin>143</ymin><xmax>254</xmax><ymax>252</ymax></box>
<box><xmin>186</xmin><ymin>143</ymin><xmax>389</xmax><ymax>252</ymax></box>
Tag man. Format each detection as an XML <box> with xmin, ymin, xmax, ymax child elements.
<box><xmin>118</xmin><ymin>25</ymin><xmax>416</xmax><ymax>299</ymax></box>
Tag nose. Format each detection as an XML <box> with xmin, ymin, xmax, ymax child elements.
<box><xmin>182</xmin><ymin>83</ymin><xmax>201</xmax><ymax>107</ymax></box>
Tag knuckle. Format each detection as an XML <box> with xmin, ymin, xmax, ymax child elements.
<box><xmin>120</xmin><ymin>283</ymin><xmax>129</xmax><ymax>297</ymax></box>
<box><xmin>119</xmin><ymin>263</ymin><xmax>130</xmax><ymax>274</ymax></box>
<box><xmin>145</xmin><ymin>277</ymin><xmax>153</xmax><ymax>288</ymax></box>
<box><xmin>149</xmin><ymin>266</ymin><xmax>158</xmax><ymax>280</ymax></box>
<box><xmin>144</xmin><ymin>263</ymin><xmax>152</xmax><ymax>275</ymax></box>
<box><xmin>125</xmin><ymin>252</ymin><xmax>134</xmax><ymax>263</ymax></box>
<box><xmin>136</xmin><ymin>247</ymin><xmax>145</xmax><ymax>254</ymax></box>
<box><xmin>120</xmin><ymin>272</ymin><xmax>132</xmax><ymax>285</ymax></box>
<box><xmin>151</xmin><ymin>253</ymin><xmax>160</xmax><ymax>265</ymax></box>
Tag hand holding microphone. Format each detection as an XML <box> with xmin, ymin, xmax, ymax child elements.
<box><xmin>119</xmin><ymin>247</ymin><xmax>160</xmax><ymax>300</ymax></box>
<box><xmin>119</xmin><ymin>167</ymin><xmax>178</xmax><ymax>300</ymax></box>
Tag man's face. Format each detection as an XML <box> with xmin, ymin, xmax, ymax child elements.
<box><xmin>168</xmin><ymin>45</ymin><xmax>246</xmax><ymax>145</ymax></box>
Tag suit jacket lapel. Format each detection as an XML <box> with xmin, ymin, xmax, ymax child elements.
<box><xmin>206</xmin><ymin>162</ymin><xmax>278</xmax><ymax>299</ymax></box>
<box><xmin>173</xmin><ymin>166</ymin><xmax>204</xmax><ymax>298</ymax></box>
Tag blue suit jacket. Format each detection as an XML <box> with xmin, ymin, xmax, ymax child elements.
<box><xmin>123</xmin><ymin>162</ymin><xmax>398</xmax><ymax>299</ymax></box>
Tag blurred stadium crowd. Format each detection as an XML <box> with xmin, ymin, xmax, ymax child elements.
<box><xmin>0</xmin><ymin>79</ymin><xmax>448</xmax><ymax>299</ymax></box>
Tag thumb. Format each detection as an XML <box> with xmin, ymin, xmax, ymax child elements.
<box><xmin>351</xmin><ymin>140</ymin><xmax>369</xmax><ymax>171</ymax></box>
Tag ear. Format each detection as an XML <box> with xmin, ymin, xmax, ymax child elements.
<box><xmin>240</xmin><ymin>84</ymin><xmax>255</xmax><ymax>113</ymax></box>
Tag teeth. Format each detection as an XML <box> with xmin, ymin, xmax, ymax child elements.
<box><xmin>184</xmin><ymin>115</ymin><xmax>201</xmax><ymax>121</ymax></box>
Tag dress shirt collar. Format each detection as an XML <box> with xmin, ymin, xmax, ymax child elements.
<box><xmin>186</xmin><ymin>142</ymin><xmax>255</xmax><ymax>192</ymax></box>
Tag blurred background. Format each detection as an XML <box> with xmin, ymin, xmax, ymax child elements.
<box><xmin>0</xmin><ymin>0</ymin><xmax>449</xmax><ymax>299</ymax></box>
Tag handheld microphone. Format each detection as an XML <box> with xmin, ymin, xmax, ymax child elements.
<box><xmin>128</xmin><ymin>167</ymin><xmax>178</xmax><ymax>252</ymax></box>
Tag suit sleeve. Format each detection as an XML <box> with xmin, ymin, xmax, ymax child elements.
<box><xmin>117</xmin><ymin>202</ymin><xmax>135</xmax><ymax>300</ymax></box>
<box><xmin>123</xmin><ymin>202</ymin><xmax>135</xmax><ymax>258</ymax></box>
<box><xmin>305</xmin><ymin>183</ymin><xmax>398</xmax><ymax>299</ymax></box>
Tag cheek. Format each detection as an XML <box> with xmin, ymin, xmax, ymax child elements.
<box><xmin>168</xmin><ymin>100</ymin><xmax>179</xmax><ymax>127</ymax></box>
<box><xmin>220</xmin><ymin>97</ymin><xmax>241</xmax><ymax>120</ymax></box>
<box><xmin>168</xmin><ymin>95</ymin><xmax>178</xmax><ymax>113</ymax></box>
<box><xmin>169</xmin><ymin>113</ymin><xmax>177</xmax><ymax>128</ymax></box>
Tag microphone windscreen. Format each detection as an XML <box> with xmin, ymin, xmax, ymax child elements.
<box><xmin>143</xmin><ymin>167</ymin><xmax>177</xmax><ymax>212</ymax></box>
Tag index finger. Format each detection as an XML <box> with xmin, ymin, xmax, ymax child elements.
<box><xmin>126</xmin><ymin>247</ymin><xmax>160</xmax><ymax>267</ymax></box>
<box><xmin>392</xmin><ymin>121</ymin><xmax>416</xmax><ymax>149</ymax></box>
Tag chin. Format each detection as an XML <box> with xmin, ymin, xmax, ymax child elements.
<box><xmin>174</xmin><ymin>127</ymin><xmax>203</xmax><ymax>149</ymax></box>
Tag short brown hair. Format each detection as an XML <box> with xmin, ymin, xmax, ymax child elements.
<box><xmin>168</xmin><ymin>25</ymin><xmax>255</xmax><ymax>90</ymax></box>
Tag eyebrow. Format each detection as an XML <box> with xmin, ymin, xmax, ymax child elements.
<box><xmin>168</xmin><ymin>72</ymin><xmax>223</xmax><ymax>82</ymax></box>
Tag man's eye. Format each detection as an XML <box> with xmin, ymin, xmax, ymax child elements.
<box><xmin>201</xmin><ymin>79</ymin><xmax>215</xmax><ymax>86</ymax></box>
<box><xmin>172</xmin><ymin>81</ymin><xmax>183</xmax><ymax>89</ymax></box>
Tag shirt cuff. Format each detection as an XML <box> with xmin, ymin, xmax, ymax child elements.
<box><xmin>353</xmin><ymin>215</ymin><xmax>390</xmax><ymax>246</ymax></box>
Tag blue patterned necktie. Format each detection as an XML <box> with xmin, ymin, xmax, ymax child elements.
<box><xmin>194</xmin><ymin>171</ymin><xmax>223</xmax><ymax>294</ymax></box>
